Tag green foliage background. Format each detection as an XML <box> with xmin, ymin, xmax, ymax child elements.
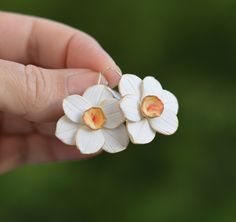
<box><xmin>0</xmin><ymin>0</ymin><xmax>236</xmax><ymax>221</ymax></box>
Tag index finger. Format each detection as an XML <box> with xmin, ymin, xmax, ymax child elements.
<box><xmin>0</xmin><ymin>12</ymin><xmax>121</xmax><ymax>87</ymax></box>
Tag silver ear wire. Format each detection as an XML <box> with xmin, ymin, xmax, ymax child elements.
<box><xmin>97</xmin><ymin>72</ymin><xmax>109</xmax><ymax>85</ymax></box>
<box><xmin>108</xmin><ymin>88</ymin><xmax>121</xmax><ymax>100</ymax></box>
<box><xmin>97</xmin><ymin>72</ymin><xmax>102</xmax><ymax>85</ymax></box>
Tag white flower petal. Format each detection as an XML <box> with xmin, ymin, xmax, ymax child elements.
<box><xmin>120</xmin><ymin>95</ymin><xmax>142</xmax><ymax>122</ymax></box>
<box><xmin>127</xmin><ymin>119</ymin><xmax>156</xmax><ymax>144</ymax></box>
<box><xmin>142</xmin><ymin>76</ymin><xmax>163</xmax><ymax>99</ymax></box>
<box><xmin>102</xmin><ymin>124</ymin><xmax>129</xmax><ymax>153</ymax></box>
<box><xmin>149</xmin><ymin>109</ymin><xmax>178</xmax><ymax>135</ymax></box>
<box><xmin>83</xmin><ymin>85</ymin><xmax>113</xmax><ymax>106</ymax></box>
<box><xmin>63</xmin><ymin>95</ymin><xmax>91</xmax><ymax>123</ymax></box>
<box><xmin>119</xmin><ymin>74</ymin><xmax>142</xmax><ymax>98</ymax></box>
<box><xmin>76</xmin><ymin>126</ymin><xmax>105</xmax><ymax>154</ymax></box>
<box><xmin>101</xmin><ymin>99</ymin><xmax>125</xmax><ymax>129</ymax></box>
<box><xmin>55</xmin><ymin>115</ymin><xmax>80</xmax><ymax>145</ymax></box>
<box><xmin>161</xmin><ymin>90</ymin><xmax>179</xmax><ymax>114</ymax></box>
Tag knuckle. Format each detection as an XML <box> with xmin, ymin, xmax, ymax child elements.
<box><xmin>23</xmin><ymin>64</ymin><xmax>51</xmax><ymax>112</ymax></box>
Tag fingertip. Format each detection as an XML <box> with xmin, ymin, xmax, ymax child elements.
<box><xmin>65</xmin><ymin>32</ymin><xmax>122</xmax><ymax>88</ymax></box>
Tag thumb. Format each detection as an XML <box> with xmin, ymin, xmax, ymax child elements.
<box><xmin>0</xmin><ymin>59</ymin><xmax>109</xmax><ymax>122</ymax></box>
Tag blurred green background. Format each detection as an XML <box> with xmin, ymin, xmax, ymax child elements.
<box><xmin>0</xmin><ymin>0</ymin><xmax>236</xmax><ymax>221</ymax></box>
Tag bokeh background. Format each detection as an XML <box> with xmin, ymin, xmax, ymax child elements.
<box><xmin>0</xmin><ymin>0</ymin><xmax>236</xmax><ymax>221</ymax></box>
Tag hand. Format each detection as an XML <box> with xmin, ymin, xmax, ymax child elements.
<box><xmin>0</xmin><ymin>12</ymin><xmax>121</xmax><ymax>173</ymax></box>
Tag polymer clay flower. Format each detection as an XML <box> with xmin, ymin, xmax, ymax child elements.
<box><xmin>56</xmin><ymin>85</ymin><xmax>129</xmax><ymax>154</ymax></box>
<box><xmin>119</xmin><ymin>74</ymin><xmax>179</xmax><ymax>144</ymax></box>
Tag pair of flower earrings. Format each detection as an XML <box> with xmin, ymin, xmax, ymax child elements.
<box><xmin>55</xmin><ymin>68</ymin><xmax>179</xmax><ymax>154</ymax></box>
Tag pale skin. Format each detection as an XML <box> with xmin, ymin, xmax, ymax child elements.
<box><xmin>0</xmin><ymin>12</ymin><xmax>121</xmax><ymax>174</ymax></box>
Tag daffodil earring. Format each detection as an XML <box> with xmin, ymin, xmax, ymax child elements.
<box><xmin>55</xmin><ymin>68</ymin><xmax>179</xmax><ymax>154</ymax></box>
<box><xmin>119</xmin><ymin>74</ymin><xmax>179</xmax><ymax>144</ymax></box>
<box><xmin>55</xmin><ymin>69</ymin><xmax>129</xmax><ymax>154</ymax></box>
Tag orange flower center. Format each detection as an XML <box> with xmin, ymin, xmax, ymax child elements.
<box><xmin>83</xmin><ymin>107</ymin><xmax>106</xmax><ymax>130</ymax></box>
<box><xmin>141</xmin><ymin>96</ymin><xmax>164</xmax><ymax>118</ymax></box>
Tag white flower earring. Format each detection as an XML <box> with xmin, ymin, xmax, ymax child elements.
<box><xmin>55</xmin><ymin>68</ymin><xmax>179</xmax><ymax>154</ymax></box>
<box><xmin>119</xmin><ymin>74</ymin><xmax>179</xmax><ymax>144</ymax></box>
<box><xmin>55</xmin><ymin>69</ymin><xmax>129</xmax><ymax>154</ymax></box>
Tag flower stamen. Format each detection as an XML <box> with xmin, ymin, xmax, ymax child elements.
<box><xmin>83</xmin><ymin>107</ymin><xmax>106</xmax><ymax>130</ymax></box>
<box><xmin>141</xmin><ymin>96</ymin><xmax>164</xmax><ymax>118</ymax></box>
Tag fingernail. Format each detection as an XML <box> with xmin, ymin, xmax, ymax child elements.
<box><xmin>100</xmin><ymin>66</ymin><xmax>122</xmax><ymax>88</ymax></box>
<box><xmin>115</xmin><ymin>65</ymin><xmax>123</xmax><ymax>76</ymax></box>
<box><xmin>102</xmin><ymin>66</ymin><xmax>122</xmax><ymax>77</ymax></box>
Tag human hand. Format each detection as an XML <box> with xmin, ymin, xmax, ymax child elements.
<box><xmin>0</xmin><ymin>12</ymin><xmax>121</xmax><ymax>173</ymax></box>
